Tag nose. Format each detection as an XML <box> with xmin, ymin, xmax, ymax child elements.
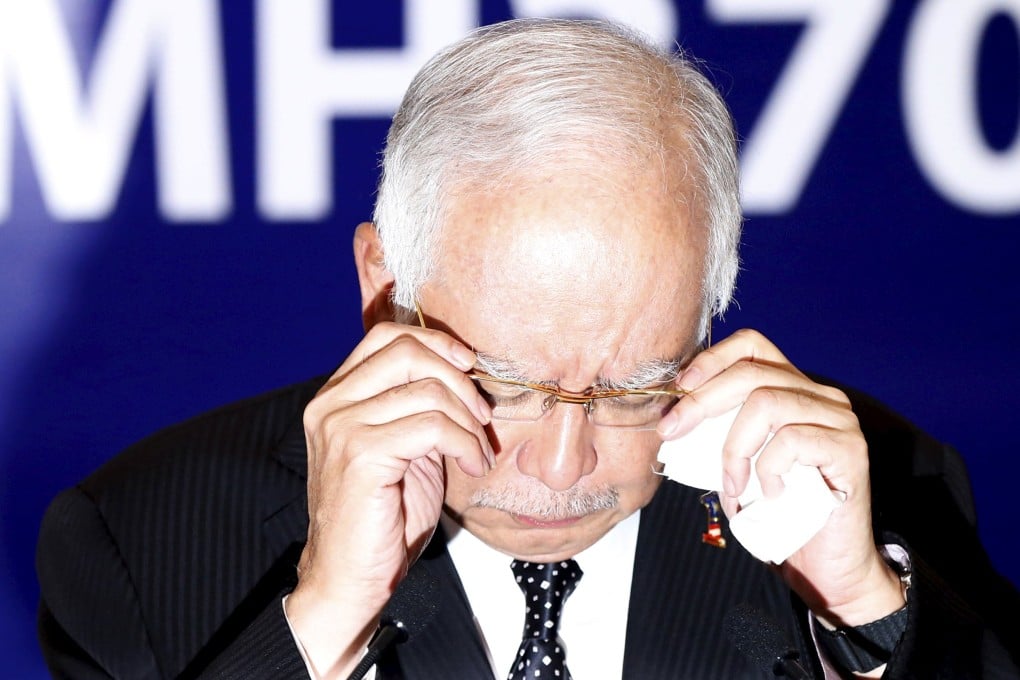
<box><xmin>514</xmin><ymin>401</ymin><xmax>597</xmax><ymax>491</ymax></box>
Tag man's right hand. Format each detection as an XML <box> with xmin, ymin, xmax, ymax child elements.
<box><xmin>283</xmin><ymin>321</ymin><xmax>494</xmax><ymax>678</ymax></box>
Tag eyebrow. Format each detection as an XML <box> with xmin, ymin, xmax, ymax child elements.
<box><xmin>472</xmin><ymin>351</ymin><xmax>683</xmax><ymax>390</ymax></box>
<box><xmin>473</xmin><ymin>352</ymin><xmax>544</xmax><ymax>384</ymax></box>
<box><xmin>597</xmin><ymin>357</ymin><xmax>681</xmax><ymax>391</ymax></box>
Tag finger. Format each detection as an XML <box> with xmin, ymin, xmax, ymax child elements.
<box><xmin>660</xmin><ymin>361</ymin><xmax>849</xmax><ymax>438</ymax></box>
<box><xmin>381</xmin><ymin>411</ymin><xmax>494</xmax><ymax>480</ymax></box>
<box><xmin>352</xmin><ymin>322</ymin><xmax>479</xmax><ymax>373</ymax></box>
<box><xmin>312</xmin><ymin>332</ymin><xmax>492</xmax><ymax>424</ymax></box>
<box><xmin>338</xmin><ymin>410</ymin><xmax>494</xmax><ymax>482</ymax></box>
<box><xmin>751</xmin><ymin>424</ymin><xmax>868</xmax><ymax>500</ymax></box>
<box><xmin>333</xmin><ymin>321</ymin><xmax>479</xmax><ymax>385</ymax></box>
<box><xmin>677</xmin><ymin>328</ymin><xmax>797</xmax><ymax>392</ymax></box>
<box><xmin>719</xmin><ymin>493</ymin><xmax>740</xmax><ymax>519</ymax></box>
<box><xmin>721</xmin><ymin>388</ymin><xmax>859</xmax><ymax>497</ymax></box>
<box><xmin>339</xmin><ymin>378</ymin><xmax>496</xmax><ymax>467</ymax></box>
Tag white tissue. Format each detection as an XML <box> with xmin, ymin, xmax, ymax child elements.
<box><xmin>657</xmin><ymin>406</ymin><xmax>842</xmax><ymax>564</ymax></box>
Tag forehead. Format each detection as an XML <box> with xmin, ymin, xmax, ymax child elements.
<box><xmin>424</xmin><ymin>164</ymin><xmax>706</xmax><ymax>381</ymax></box>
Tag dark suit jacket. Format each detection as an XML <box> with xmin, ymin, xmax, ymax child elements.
<box><xmin>36</xmin><ymin>375</ymin><xmax>1020</xmax><ymax>678</ymax></box>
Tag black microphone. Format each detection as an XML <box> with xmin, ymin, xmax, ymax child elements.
<box><xmin>346</xmin><ymin>567</ymin><xmax>440</xmax><ymax>680</ymax></box>
<box><xmin>725</xmin><ymin>603</ymin><xmax>812</xmax><ymax>679</ymax></box>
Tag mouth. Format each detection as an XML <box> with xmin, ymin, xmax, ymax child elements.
<box><xmin>511</xmin><ymin>513</ymin><xmax>586</xmax><ymax>528</ymax></box>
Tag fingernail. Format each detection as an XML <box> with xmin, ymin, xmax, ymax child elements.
<box><xmin>452</xmin><ymin>344</ymin><xmax>476</xmax><ymax>370</ymax></box>
<box><xmin>476</xmin><ymin>395</ymin><xmax>492</xmax><ymax>424</ymax></box>
<box><xmin>678</xmin><ymin>366</ymin><xmax>702</xmax><ymax>392</ymax></box>
<box><xmin>660</xmin><ymin>407</ymin><xmax>696</xmax><ymax>437</ymax></box>
<box><xmin>657</xmin><ymin>411</ymin><xmax>679</xmax><ymax>437</ymax></box>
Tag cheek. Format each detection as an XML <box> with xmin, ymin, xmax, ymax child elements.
<box><xmin>606</xmin><ymin>433</ymin><xmax>664</xmax><ymax>508</ymax></box>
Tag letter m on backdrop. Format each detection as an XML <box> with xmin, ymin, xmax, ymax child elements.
<box><xmin>0</xmin><ymin>0</ymin><xmax>230</xmax><ymax>223</ymax></box>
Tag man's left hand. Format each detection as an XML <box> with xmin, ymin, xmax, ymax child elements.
<box><xmin>657</xmin><ymin>328</ymin><xmax>905</xmax><ymax>629</ymax></box>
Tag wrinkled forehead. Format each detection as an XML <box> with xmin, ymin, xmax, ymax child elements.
<box><xmin>424</xmin><ymin>165</ymin><xmax>707</xmax><ymax>381</ymax></box>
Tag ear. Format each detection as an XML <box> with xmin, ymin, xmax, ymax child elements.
<box><xmin>353</xmin><ymin>222</ymin><xmax>395</xmax><ymax>330</ymax></box>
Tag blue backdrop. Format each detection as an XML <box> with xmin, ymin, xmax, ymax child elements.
<box><xmin>1</xmin><ymin>1</ymin><xmax>1018</xmax><ymax>676</ymax></box>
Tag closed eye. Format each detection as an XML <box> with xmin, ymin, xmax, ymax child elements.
<box><xmin>473</xmin><ymin>379</ymin><xmax>532</xmax><ymax>406</ymax></box>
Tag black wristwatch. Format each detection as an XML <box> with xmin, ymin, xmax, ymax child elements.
<box><xmin>816</xmin><ymin>570</ymin><xmax>911</xmax><ymax>673</ymax></box>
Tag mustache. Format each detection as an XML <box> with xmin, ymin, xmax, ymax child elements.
<box><xmin>470</xmin><ymin>482</ymin><xmax>619</xmax><ymax>519</ymax></box>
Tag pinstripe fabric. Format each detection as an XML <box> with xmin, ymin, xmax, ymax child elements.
<box><xmin>621</xmin><ymin>481</ymin><xmax>804</xmax><ymax>679</ymax></box>
<box><xmin>37</xmin><ymin>375</ymin><xmax>1020</xmax><ymax>678</ymax></box>
<box><xmin>39</xmin><ymin>378</ymin><xmax>320</xmax><ymax>679</ymax></box>
<box><xmin>377</xmin><ymin>532</ymin><xmax>495</xmax><ymax>680</ymax></box>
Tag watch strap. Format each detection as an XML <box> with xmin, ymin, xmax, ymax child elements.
<box><xmin>816</xmin><ymin>604</ymin><xmax>908</xmax><ymax>673</ymax></box>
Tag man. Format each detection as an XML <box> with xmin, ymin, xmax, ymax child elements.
<box><xmin>37</xmin><ymin>18</ymin><xmax>1018</xmax><ymax>679</ymax></box>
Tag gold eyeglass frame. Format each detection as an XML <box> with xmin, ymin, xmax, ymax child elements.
<box><xmin>412</xmin><ymin>300</ymin><xmax>696</xmax><ymax>428</ymax></box>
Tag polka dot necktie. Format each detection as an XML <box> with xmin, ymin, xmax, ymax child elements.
<box><xmin>508</xmin><ymin>559</ymin><xmax>583</xmax><ymax>680</ymax></box>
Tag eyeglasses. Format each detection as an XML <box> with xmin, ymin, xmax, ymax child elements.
<box><xmin>413</xmin><ymin>301</ymin><xmax>693</xmax><ymax>429</ymax></box>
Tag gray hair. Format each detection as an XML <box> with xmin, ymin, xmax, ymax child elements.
<box><xmin>373</xmin><ymin>18</ymin><xmax>741</xmax><ymax>341</ymax></box>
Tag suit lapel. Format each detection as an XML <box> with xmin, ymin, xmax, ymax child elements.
<box><xmin>381</xmin><ymin>525</ymin><xmax>495</xmax><ymax>679</ymax></box>
<box><xmin>261</xmin><ymin>375</ymin><xmax>331</xmax><ymax>557</ymax></box>
<box><xmin>262</xmin><ymin>406</ymin><xmax>313</xmax><ymax>558</ymax></box>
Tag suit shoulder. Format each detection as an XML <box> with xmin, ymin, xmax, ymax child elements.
<box><xmin>37</xmin><ymin>376</ymin><xmax>323</xmax><ymax>676</ymax></box>
<box><xmin>813</xmin><ymin>376</ymin><xmax>955</xmax><ymax>471</ymax></box>
<box><xmin>79</xmin><ymin>375</ymin><xmax>325</xmax><ymax>499</ymax></box>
